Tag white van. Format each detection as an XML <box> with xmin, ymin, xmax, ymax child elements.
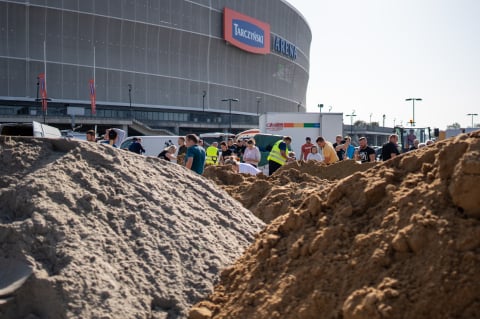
<box><xmin>0</xmin><ymin>121</ymin><xmax>61</xmax><ymax>138</ymax></box>
<box><xmin>120</xmin><ymin>135</ymin><xmax>181</xmax><ymax>157</ymax></box>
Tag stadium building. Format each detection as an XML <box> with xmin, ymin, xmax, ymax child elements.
<box><xmin>0</xmin><ymin>0</ymin><xmax>311</xmax><ymax>135</ymax></box>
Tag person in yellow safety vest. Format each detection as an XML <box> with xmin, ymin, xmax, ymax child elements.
<box><xmin>267</xmin><ymin>136</ymin><xmax>292</xmax><ymax>175</ymax></box>
<box><xmin>205</xmin><ymin>141</ymin><xmax>219</xmax><ymax>165</ymax></box>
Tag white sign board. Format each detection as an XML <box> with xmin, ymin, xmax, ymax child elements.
<box><xmin>259</xmin><ymin>112</ymin><xmax>344</xmax><ymax>157</ymax></box>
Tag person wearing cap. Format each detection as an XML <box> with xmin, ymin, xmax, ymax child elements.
<box><xmin>301</xmin><ymin>137</ymin><xmax>314</xmax><ymax>161</ymax></box>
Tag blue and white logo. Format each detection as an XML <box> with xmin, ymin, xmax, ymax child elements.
<box><xmin>232</xmin><ymin>20</ymin><xmax>265</xmax><ymax>48</ymax></box>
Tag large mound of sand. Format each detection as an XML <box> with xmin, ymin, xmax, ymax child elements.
<box><xmin>203</xmin><ymin>160</ymin><xmax>376</xmax><ymax>223</ymax></box>
<box><xmin>190</xmin><ymin>131</ymin><xmax>480</xmax><ymax>319</ymax></box>
<box><xmin>0</xmin><ymin>137</ymin><xmax>264</xmax><ymax>319</ymax></box>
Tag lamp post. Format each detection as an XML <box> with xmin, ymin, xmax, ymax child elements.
<box><xmin>405</xmin><ymin>98</ymin><xmax>422</xmax><ymax>127</ymax></box>
<box><xmin>35</xmin><ymin>76</ymin><xmax>41</xmax><ymax>121</ymax></box>
<box><xmin>382</xmin><ymin>114</ymin><xmax>386</xmax><ymax>127</ymax></box>
<box><xmin>128</xmin><ymin>84</ymin><xmax>132</xmax><ymax>119</ymax></box>
<box><xmin>221</xmin><ymin>98</ymin><xmax>239</xmax><ymax>133</ymax></box>
<box><xmin>36</xmin><ymin>77</ymin><xmax>40</xmax><ymax>101</ymax></box>
<box><xmin>202</xmin><ymin>90</ymin><xmax>207</xmax><ymax>112</ymax></box>
<box><xmin>467</xmin><ymin>113</ymin><xmax>478</xmax><ymax>128</ymax></box>
<box><xmin>256</xmin><ymin>97</ymin><xmax>262</xmax><ymax>115</ymax></box>
<box><xmin>346</xmin><ymin>111</ymin><xmax>357</xmax><ymax>135</ymax></box>
<box><xmin>318</xmin><ymin>104</ymin><xmax>324</xmax><ymax>136</ymax></box>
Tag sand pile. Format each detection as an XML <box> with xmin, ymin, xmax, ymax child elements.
<box><xmin>203</xmin><ymin>160</ymin><xmax>376</xmax><ymax>223</ymax></box>
<box><xmin>190</xmin><ymin>131</ymin><xmax>480</xmax><ymax>319</ymax></box>
<box><xmin>0</xmin><ymin>136</ymin><xmax>264</xmax><ymax>319</ymax></box>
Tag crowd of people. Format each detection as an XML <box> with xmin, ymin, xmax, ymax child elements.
<box><xmin>86</xmin><ymin>129</ymin><xmax>435</xmax><ymax>176</ymax></box>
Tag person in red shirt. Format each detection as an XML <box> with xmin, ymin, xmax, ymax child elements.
<box><xmin>301</xmin><ymin>137</ymin><xmax>314</xmax><ymax>161</ymax></box>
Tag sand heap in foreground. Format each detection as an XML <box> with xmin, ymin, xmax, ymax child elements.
<box><xmin>0</xmin><ymin>137</ymin><xmax>264</xmax><ymax>319</ymax></box>
<box><xmin>203</xmin><ymin>160</ymin><xmax>376</xmax><ymax>223</ymax></box>
<box><xmin>190</xmin><ymin>131</ymin><xmax>480</xmax><ymax>319</ymax></box>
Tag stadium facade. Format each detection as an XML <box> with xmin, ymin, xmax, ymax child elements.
<box><xmin>0</xmin><ymin>0</ymin><xmax>311</xmax><ymax>135</ymax></box>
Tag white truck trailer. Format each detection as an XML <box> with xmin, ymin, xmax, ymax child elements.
<box><xmin>259</xmin><ymin>112</ymin><xmax>344</xmax><ymax>158</ymax></box>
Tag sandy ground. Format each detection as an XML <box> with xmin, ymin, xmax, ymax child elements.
<box><xmin>191</xmin><ymin>131</ymin><xmax>480</xmax><ymax>319</ymax></box>
<box><xmin>1</xmin><ymin>131</ymin><xmax>479</xmax><ymax>319</ymax></box>
<box><xmin>204</xmin><ymin>159</ymin><xmax>376</xmax><ymax>223</ymax></box>
<box><xmin>0</xmin><ymin>136</ymin><xmax>264</xmax><ymax>319</ymax></box>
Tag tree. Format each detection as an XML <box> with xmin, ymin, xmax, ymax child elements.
<box><xmin>447</xmin><ymin>122</ymin><xmax>461</xmax><ymax>129</ymax></box>
<box><xmin>353</xmin><ymin>120</ymin><xmax>367</xmax><ymax>128</ymax></box>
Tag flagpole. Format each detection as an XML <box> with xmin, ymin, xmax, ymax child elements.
<box><xmin>43</xmin><ymin>40</ymin><xmax>47</xmax><ymax>122</ymax></box>
<box><xmin>43</xmin><ymin>40</ymin><xmax>46</xmax><ymax>91</ymax></box>
<box><xmin>91</xmin><ymin>46</ymin><xmax>97</xmax><ymax>119</ymax></box>
<box><xmin>93</xmin><ymin>46</ymin><xmax>96</xmax><ymax>118</ymax></box>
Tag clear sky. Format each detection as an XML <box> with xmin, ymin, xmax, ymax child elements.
<box><xmin>286</xmin><ymin>0</ymin><xmax>480</xmax><ymax>129</ymax></box>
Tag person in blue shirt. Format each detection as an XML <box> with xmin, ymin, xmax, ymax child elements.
<box><xmin>344</xmin><ymin>136</ymin><xmax>356</xmax><ymax>159</ymax></box>
<box><xmin>184</xmin><ymin>134</ymin><xmax>206</xmax><ymax>174</ymax></box>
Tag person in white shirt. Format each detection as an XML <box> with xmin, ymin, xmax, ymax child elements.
<box><xmin>306</xmin><ymin>145</ymin><xmax>324</xmax><ymax>162</ymax></box>
<box><xmin>225</xmin><ymin>159</ymin><xmax>262</xmax><ymax>176</ymax></box>
<box><xmin>242</xmin><ymin>139</ymin><xmax>261</xmax><ymax>167</ymax></box>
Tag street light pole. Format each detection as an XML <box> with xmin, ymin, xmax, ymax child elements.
<box><xmin>346</xmin><ymin>111</ymin><xmax>357</xmax><ymax>135</ymax></box>
<box><xmin>36</xmin><ymin>77</ymin><xmax>40</xmax><ymax>101</ymax></box>
<box><xmin>405</xmin><ymin>98</ymin><xmax>422</xmax><ymax>127</ymax></box>
<box><xmin>382</xmin><ymin>114</ymin><xmax>386</xmax><ymax>127</ymax></box>
<box><xmin>467</xmin><ymin>113</ymin><xmax>478</xmax><ymax>128</ymax></box>
<box><xmin>256</xmin><ymin>97</ymin><xmax>262</xmax><ymax>116</ymax></box>
<box><xmin>318</xmin><ymin>104</ymin><xmax>324</xmax><ymax>137</ymax></box>
<box><xmin>222</xmin><ymin>98</ymin><xmax>239</xmax><ymax>133</ymax></box>
<box><xmin>128</xmin><ymin>84</ymin><xmax>132</xmax><ymax>119</ymax></box>
<box><xmin>202</xmin><ymin>90</ymin><xmax>207</xmax><ymax>112</ymax></box>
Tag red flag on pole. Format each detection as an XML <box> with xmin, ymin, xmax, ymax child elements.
<box><xmin>89</xmin><ymin>79</ymin><xmax>96</xmax><ymax>115</ymax></box>
<box><xmin>38</xmin><ymin>73</ymin><xmax>48</xmax><ymax>112</ymax></box>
